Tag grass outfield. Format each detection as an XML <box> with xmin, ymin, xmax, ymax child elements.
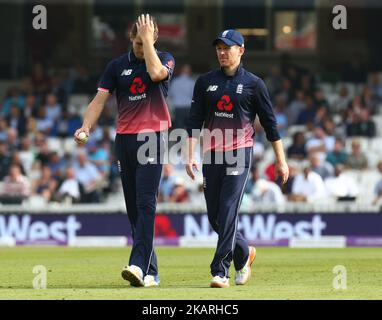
<box><xmin>0</xmin><ymin>247</ymin><xmax>381</xmax><ymax>300</ymax></box>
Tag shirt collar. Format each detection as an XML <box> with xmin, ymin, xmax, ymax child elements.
<box><xmin>128</xmin><ymin>49</ymin><xmax>138</xmax><ymax>62</ymax></box>
<box><xmin>220</xmin><ymin>62</ymin><xmax>244</xmax><ymax>78</ymax></box>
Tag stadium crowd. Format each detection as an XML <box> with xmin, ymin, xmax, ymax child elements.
<box><xmin>1</xmin><ymin>61</ymin><xmax>382</xmax><ymax>207</ymax></box>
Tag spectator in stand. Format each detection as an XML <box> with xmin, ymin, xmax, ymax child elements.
<box><xmin>55</xmin><ymin>108</ymin><xmax>71</xmax><ymax>138</ymax></box>
<box><xmin>305</xmin><ymin>126</ymin><xmax>335</xmax><ymax>154</ymax></box>
<box><xmin>274</xmin><ymin>96</ymin><xmax>288</xmax><ymax>137</ymax></box>
<box><xmin>44</xmin><ymin>93</ymin><xmax>62</xmax><ymax>122</ymax></box>
<box><xmin>31</xmin><ymin>165</ymin><xmax>58</xmax><ymax>202</ymax></box>
<box><xmin>285</xmin><ymin>66</ymin><xmax>300</xmax><ymax>92</ymax></box>
<box><xmin>313</xmin><ymin>105</ymin><xmax>329</xmax><ymax>128</ymax></box>
<box><xmin>314</xmin><ymin>88</ymin><xmax>330</xmax><ymax>111</ymax></box>
<box><xmin>0</xmin><ymin>141</ymin><xmax>12</xmax><ymax>180</ymax></box>
<box><xmin>252</xmin><ymin>141</ymin><xmax>265</xmax><ymax>162</ymax></box>
<box><xmin>47</xmin><ymin>151</ymin><xmax>65</xmax><ymax>179</ymax></box>
<box><xmin>34</xmin><ymin>132</ymin><xmax>47</xmax><ymax>149</ymax></box>
<box><xmin>332</xmin><ymin>85</ymin><xmax>352</xmax><ymax>116</ymax></box>
<box><xmin>50</xmin><ymin>70</ymin><xmax>70</xmax><ymax>106</ymax></box>
<box><xmin>346</xmin><ymin>108</ymin><xmax>376</xmax><ymax>137</ymax></box>
<box><xmin>280</xmin><ymin>161</ymin><xmax>299</xmax><ymax>197</ymax></box>
<box><xmin>346</xmin><ymin>139</ymin><xmax>368</xmax><ymax>170</ymax></box>
<box><xmin>287</xmin><ymin>131</ymin><xmax>307</xmax><ymax>160</ymax></box>
<box><xmin>0</xmin><ymin>118</ymin><xmax>8</xmax><ymax>141</ymax></box>
<box><xmin>347</xmin><ymin>95</ymin><xmax>363</xmax><ymax>115</ymax></box>
<box><xmin>290</xmin><ymin>164</ymin><xmax>327</xmax><ymax>203</ymax></box>
<box><xmin>56</xmin><ymin>167</ymin><xmax>81</xmax><ymax>203</ymax></box>
<box><xmin>250</xmin><ymin>166</ymin><xmax>285</xmax><ymax>204</ymax></box>
<box><xmin>322</xmin><ymin>118</ymin><xmax>340</xmax><ymax>138</ymax></box>
<box><xmin>373</xmin><ymin>160</ymin><xmax>382</xmax><ymax>205</ymax></box>
<box><xmin>55</xmin><ymin>108</ymin><xmax>83</xmax><ymax>138</ymax></box>
<box><xmin>11</xmin><ymin>152</ymin><xmax>27</xmax><ymax>175</ymax></box>
<box><xmin>168</xmin><ymin>64</ymin><xmax>195</xmax><ymax>128</ymax></box>
<box><xmin>25</xmin><ymin>117</ymin><xmax>39</xmax><ymax>139</ymax></box>
<box><xmin>264</xmin><ymin>161</ymin><xmax>277</xmax><ymax>182</ymax></box>
<box><xmin>18</xmin><ymin>136</ymin><xmax>35</xmax><ymax>173</ymax></box>
<box><xmin>300</xmin><ymin>73</ymin><xmax>315</xmax><ymax>93</ymax></box>
<box><xmin>158</xmin><ymin>164</ymin><xmax>176</xmax><ymax>202</ymax></box>
<box><xmin>168</xmin><ymin>177</ymin><xmax>189</xmax><ymax>203</ymax></box>
<box><xmin>6</xmin><ymin>105</ymin><xmax>27</xmax><ymax>137</ymax></box>
<box><xmin>361</xmin><ymin>86</ymin><xmax>377</xmax><ymax>114</ymax></box>
<box><xmin>35</xmin><ymin>106</ymin><xmax>54</xmax><ymax>135</ymax></box>
<box><xmin>35</xmin><ymin>140</ymin><xmax>52</xmax><ymax>167</ymax></box>
<box><xmin>73</xmin><ymin>151</ymin><xmax>102</xmax><ymax>203</ymax></box>
<box><xmin>368</xmin><ymin>72</ymin><xmax>382</xmax><ymax>101</ymax></box>
<box><xmin>285</xmin><ymin>90</ymin><xmax>306</xmax><ymax>125</ymax></box>
<box><xmin>326</xmin><ymin>137</ymin><xmax>348</xmax><ymax>167</ymax></box>
<box><xmin>278</xmin><ymin>78</ymin><xmax>293</xmax><ymax>104</ymax></box>
<box><xmin>309</xmin><ymin>151</ymin><xmax>334</xmax><ymax>180</ymax></box>
<box><xmin>6</xmin><ymin>127</ymin><xmax>19</xmax><ymax>153</ymax></box>
<box><xmin>324</xmin><ymin>164</ymin><xmax>358</xmax><ymax>201</ymax></box>
<box><xmin>1</xmin><ymin>86</ymin><xmax>25</xmax><ymax>116</ymax></box>
<box><xmin>87</xmin><ymin>140</ymin><xmax>110</xmax><ymax>178</ymax></box>
<box><xmin>20</xmin><ymin>76</ymin><xmax>34</xmax><ymax>96</ymax></box>
<box><xmin>296</xmin><ymin>95</ymin><xmax>316</xmax><ymax>125</ymax></box>
<box><xmin>0</xmin><ymin>164</ymin><xmax>31</xmax><ymax>204</ymax></box>
<box><xmin>265</xmin><ymin>66</ymin><xmax>283</xmax><ymax>96</ymax></box>
<box><xmin>72</xmin><ymin>65</ymin><xmax>98</xmax><ymax>95</ymax></box>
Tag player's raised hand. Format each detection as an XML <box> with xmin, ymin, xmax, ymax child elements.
<box><xmin>186</xmin><ymin>158</ymin><xmax>199</xmax><ymax>181</ymax></box>
<box><xmin>136</xmin><ymin>13</ymin><xmax>155</xmax><ymax>44</ymax></box>
<box><xmin>275</xmin><ymin>160</ymin><xmax>289</xmax><ymax>185</ymax></box>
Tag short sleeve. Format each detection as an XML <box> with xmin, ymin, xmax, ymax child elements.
<box><xmin>97</xmin><ymin>60</ymin><xmax>117</xmax><ymax>94</ymax></box>
<box><xmin>159</xmin><ymin>52</ymin><xmax>176</xmax><ymax>81</ymax></box>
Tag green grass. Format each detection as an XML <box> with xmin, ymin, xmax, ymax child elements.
<box><xmin>0</xmin><ymin>247</ymin><xmax>381</xmax><ymax>300</ymax></box>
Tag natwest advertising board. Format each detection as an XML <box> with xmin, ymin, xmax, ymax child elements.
<box><xmin>0</xmin><ymin>212</ymin><xmax>382</xmax><ymax>246</ymax></box>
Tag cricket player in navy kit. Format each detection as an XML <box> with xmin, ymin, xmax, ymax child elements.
<box><xmin>186</xmin><ymin>30</ymin><xmax>289</xmax><ymax>288</ymax></box>
<box><xmin>74</xmin><ymin>14</ymin><xmax>175</xmax><ymax>287</ymax></box>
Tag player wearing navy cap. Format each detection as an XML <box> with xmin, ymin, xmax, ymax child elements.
<box><xmin>186</xmin><ymin>29</ymin><xmax>289</xmax><ymax>288</ymax></box>
<box><xmin>74</xmin><ymin>14</ymin><xmax>175</xmax><ymax>288</ymax></box>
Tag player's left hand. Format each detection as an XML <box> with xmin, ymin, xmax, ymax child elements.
<box><xmin>275</xmin><ymin>160</ymin><xmax>289</xmax><ymax>185</ymax></box>
<box><xmin>136</xmin><ymin>14</ymin><xmax>155</xmax><ymax>44</ymax></box>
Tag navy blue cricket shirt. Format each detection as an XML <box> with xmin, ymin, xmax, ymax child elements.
<box><xmin>186</xmin><ymin>63</ymin><xmax>280</xmax><ymax>152</ymax></box>
<box><xmin>98</xmin><ymin>49</ymin><xmax>175</xmax><ymax>134</ymax></box>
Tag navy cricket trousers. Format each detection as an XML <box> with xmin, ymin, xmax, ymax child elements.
<box><xmin>115</xmin><ymin>132</ymin><xmax>165</xmax><ymax>277</ymax></box>
<box><xmin>202</xmin><ymin>147</ymin><xmax>252</xmax><ymax>278</ymax></box>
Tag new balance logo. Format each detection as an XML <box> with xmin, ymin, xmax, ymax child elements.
<box><xmin>206</xmin><ymin>85</ymin><xmax>218</xmax><ymax>92</ymax></box>
<box><xmin>121</xmin><ymin>69</ymin><xmax>132</xmax><ymax>76</ymax></box>
<box><xmin>236</xmin><ymin>84</ymin><xmax>243</xmax><ymax>94</ymax></box>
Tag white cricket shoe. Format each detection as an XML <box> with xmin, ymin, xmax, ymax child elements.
<box><xmin>121</xmin><ymin>265</ymin><xmax>144</xmax><ymax>287</ymax></box>
<box><xmin>144</xmin><ymin>275</ymin><xmax>160</xmax><ymax>287</ymax></box>
<box><xmin>210</xmin><ymin>275</ymin><xmax>230</xmax><ymax>288</ymax></box>
<box><xmin>235</xmin><ymin>246</ymin><xmax>257</xmax><ymax>285</ymax></box>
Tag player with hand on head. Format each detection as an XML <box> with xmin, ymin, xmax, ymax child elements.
<box><xmin>74</xmin><ymin>14</ymin><xmax>175</xmax><ymax>287</ymax></box>
<box><xmin>185</xmin><ymin>29</ymin><xmax>289</xmax><ymax>288</ymax></box>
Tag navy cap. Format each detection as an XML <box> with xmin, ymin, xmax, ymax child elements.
<box><xmin>212</xmin><ymin>29</ymin><xmax>244</xmax><ymax>47</ymax></box>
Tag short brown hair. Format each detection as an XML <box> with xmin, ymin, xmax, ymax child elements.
<box><xmin>129</xmin><ymin>14</ymin><xmax>159</xmax><ymax>40</ymax></box>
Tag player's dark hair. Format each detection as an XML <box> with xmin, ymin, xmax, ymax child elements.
<box><xmin>129</xmin><ymin>14</ymin><xmax>159</xmax><ymax>40</ymax></box>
